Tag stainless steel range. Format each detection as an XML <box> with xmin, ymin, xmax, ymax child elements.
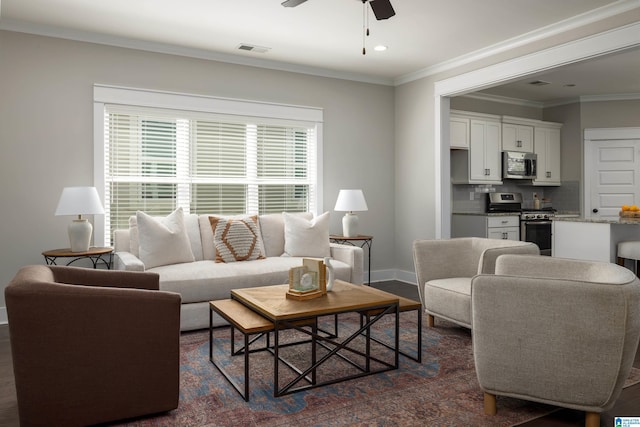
<box><xmin>520</xmin><ymin>208</ymin><xmax>555</xmax><ymax>256</ymax></box>
<box><xmin>486</xmin><ymin>192</ymin><xmax>554</xmax><ymax>256</ymax></box>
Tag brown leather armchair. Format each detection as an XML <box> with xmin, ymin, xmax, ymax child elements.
<box><xmin>5</xmin><ymin>265</ymin><xmax>181</xmax><ymax>426</ymax></box>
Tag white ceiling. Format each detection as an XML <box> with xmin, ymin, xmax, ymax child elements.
<box><xmin>1</xmin><ymin>0</ymin><xmax>638</xmax><ymax>100</ymax></box>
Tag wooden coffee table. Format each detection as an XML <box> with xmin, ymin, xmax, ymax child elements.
<box><xmin>211</xmin><ymin>280</ymin><xmax>400</xmax><ymax>398</ymax></box>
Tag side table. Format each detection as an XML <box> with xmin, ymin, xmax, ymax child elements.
<box><xmin>42</xmin><ymin>247</ymin><xmax>113</xmax><ymax>269</ymax></box>
<box><xmin>329</xmin><ymin>235</ymin><xmax>372</xmax><ymax>285</ymax></box>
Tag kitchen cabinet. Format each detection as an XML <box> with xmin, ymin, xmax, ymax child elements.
<box><xmin>452</xmin><ymin>214</ymin><xmax>520</xmax><ymax>240</ymax></box>
<box><xmin>451</xmin><ymin>113</ymin><xmax>502</xmax><ymax>184</ymax></box>
<box><xmin>450</xmin><ymin>115</ymin><xmax>469</xmax><ymax>149</ymax></box>
<box><xmin>502</xmin><ymin>122</ymin><xmax>534</xmax><ymax>152</ymax></box>
<box><xmin>533</xmin><ymin>122</ymin><xmax>562</xmax><ymax>186</ymax></box>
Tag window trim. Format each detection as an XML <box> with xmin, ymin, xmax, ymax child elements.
<box><xmin>93</xmin><ymin>84</ymin><xmax>324</xmax><ymax>246</ymax></box>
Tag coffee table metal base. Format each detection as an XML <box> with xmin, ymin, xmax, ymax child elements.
<box><xmin>209</xmin><ymin>298</ymin><xmax>400</xmax><ymax>400</ymax></box>
<box><xmin>272</xmin><ymin>302</ymin><xmax>399</xmax><ymax>397</ymax></box>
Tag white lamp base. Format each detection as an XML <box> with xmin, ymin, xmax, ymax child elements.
<box><xmin>68</xmin><ymin>219</ymin><xmax>92</xmax><ymax>252</ymax></box>
<box><xmin>342</xmin><ymin>212</ymin><xmax>359</xmax><ymax>237</ymax></box>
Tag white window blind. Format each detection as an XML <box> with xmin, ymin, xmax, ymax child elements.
<box><xmin>102</xmin><ymin>104</ymin><xmax>318</xmax><ymax>245</ymax></box>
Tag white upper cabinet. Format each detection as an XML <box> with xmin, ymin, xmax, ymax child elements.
<box><xmin>450</xmin><ymin>115</ymin><xmax>470</xmax><ymax>149</ymax></box>
<box><xmin>502</xmin><ymin>123</ymin><xmax>534</xmax><ymax>152</ymax></box>
<box><xmin>533</xmin><ymin>123</ymin><xmax>562</xmax><ymax>186</ymax></box>
<box><xmin>451</xmin><ymin>111</ymin><xmax>502</xmax><ymax>184</ymax></box>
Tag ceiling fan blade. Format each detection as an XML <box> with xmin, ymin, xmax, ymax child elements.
<box><xmin>369</xmin><ymin>0</ymin><xmax>395</xmax><ymax>20</ymax></box>
<box><xmin>281</xmin><ymin>0</ymin><xmax>308</xmax><ymax>7</ymax></box>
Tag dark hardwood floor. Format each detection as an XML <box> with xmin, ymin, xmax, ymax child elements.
<box><xmin>0</xmin><ymin>280</ymin><xmax>638</xmax><ymax>426</ymax></box>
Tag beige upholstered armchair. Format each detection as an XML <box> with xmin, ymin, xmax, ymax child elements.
<box><xmin>472</xmin><ymin>254</ymin><xmax>640</xmax><ymax>427</ymax></box>
<box><xmin>412</xmin><ymin>237</ymin><xmax>539</xmax><ymax>328</ymax></box>
<box><xmin>5</xmin><ymin>265</ymin><xmax>182</xmax><ymax>427</ymax></box>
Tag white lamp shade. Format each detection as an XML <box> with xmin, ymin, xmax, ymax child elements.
<box><xmin>55</xmin><ymin>187</ymin><xmax>105</xmax><ymax>217</ymax></box>
<box><xmin>334</xmin><ymin>189</ymin><xmax>368</xmax><ymax>212</ymax></box>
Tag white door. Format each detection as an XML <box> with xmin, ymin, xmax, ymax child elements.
<box><xmin>585</xmin><ymin>129</ymin><xmax>640</xmax><ymax>220</ymax></box>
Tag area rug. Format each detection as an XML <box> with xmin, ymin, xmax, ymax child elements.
<box><xmin>111</xmin><ymin>314</ymin><xmax>640</xmax><ymax>427</ymax></box>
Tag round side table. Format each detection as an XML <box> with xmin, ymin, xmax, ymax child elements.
<box><xmin>42</xmin><ymin>247</ymin><xmax>113</xmax><ymax>269</ymax></box>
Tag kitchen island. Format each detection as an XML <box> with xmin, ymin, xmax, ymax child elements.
<box><xmin>553</xmin><ymin>216</ymin><xmax>640</xmax><ymax>264</ymax></box>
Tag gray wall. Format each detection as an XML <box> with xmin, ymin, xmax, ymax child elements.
<box><xmin>581</xmin><ymin>99</ymin><xmax>640</xmax><ymax>128</ymax></box>
<box><xmin>0</xmin><ymin>30</ymin><xmax>395</xmax><ymax>309</ymax></box>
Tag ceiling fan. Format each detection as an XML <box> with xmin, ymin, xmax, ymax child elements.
<box><xmin>281</xmin><ymin>0</ymin><xmax>396</xmax><ymax>21</ymax></box>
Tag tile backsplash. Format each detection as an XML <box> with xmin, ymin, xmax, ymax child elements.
<box><xmin>452</xmin><ymin>181</ymin><xmax>580</xmax><ymax>213</ymax></box>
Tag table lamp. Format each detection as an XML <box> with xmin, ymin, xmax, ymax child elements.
<box><xmin>55</xmin><ymin>186</ymin><xmax>105</xmax><ymax>252</ymax></box>
<box><xmin>334</xmin><ymin>189</ymin><xmax>368</xmax><ymax>237</ymax></box>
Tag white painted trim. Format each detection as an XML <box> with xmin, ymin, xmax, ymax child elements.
<box><xmin>434</xmin><ymin>22</ymin><xmax>640</xmax><ymax>239</ymax></box>
<box><xmin>94</xmin><ymin>84</ymin><xmax>325</xmax><ymax>243</ymax></box>
<box><xmin>585</xmin><ymin>127</ymin><xmax>640</xmax><ymax>140</ymax></box>
<box><xmin>461</xmin><ymin>93</ymin><xmax>544</xmax><ymax>109</ymax></box>
<box><xmin>580</xmin><ymin>93</ymin><xmax>640</xmax><ymax>103</ymax></box>
<box><xmin>0</xmin><ymin>18</ymin><xmax>394</xmax><ymax>87</ymax></box>
<box><xmin>94</xmin><ymin>85</ymin><xmax>323</xmax><ymax>123</ymax></box>
<box><xmin>395</xmin><ymin>0</ymin><xmax>640</xmax><ymax>85</ymax></box>
<box><xmin>466</xmin><ymin>92</ymin><xmax>640</xmax><ymax>109</ymax></box>
<box><xmin>3</xmin><ymin>1</ymin><xmax>638</xmax><ymax>87</ymax></box>
<box><xmin>583</xmin><ymin>128</ymin><xmax>640</xmax><ymax>220</ymax></box>
<box><xmin>369</xmin><ymin>269</ymin><xmax>418</xmax><ymax>285</ymax></box>
<box><xmin>0</xmin><ymin>307</ymin><xmax>7</xmax><ymax>325</ymax></box>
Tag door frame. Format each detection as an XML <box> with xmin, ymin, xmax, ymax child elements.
<box><xmin>432</xmin><ymin>22</ymin><xmax>640</xmax><ymax>238</ymax></box>
<box><xmin>584</xmin><ymin>127</ymin><xmax>640</xmax><ymax>218</ymax></box>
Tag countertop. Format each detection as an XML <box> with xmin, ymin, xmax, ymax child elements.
<box><xmin>554</xmin><ymin>216</ymin><xmax>640</xmax><ymax>225</ymax></box>
<box><xmin>452</xmin><ymin>212</ymin><xmax>519</xmax><ymax>217</ymax></box>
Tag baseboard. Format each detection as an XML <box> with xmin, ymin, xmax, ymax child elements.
<box><xmin>370</xmin><ymin>269</ymin><xmax>417</xmax><ymax>285</ymax></box>
<box><xmin>0</xmin><ymin>307</ymin><xmax>7</xmax><ymax>325</ymax></box>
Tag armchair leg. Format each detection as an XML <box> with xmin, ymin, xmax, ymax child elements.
<box><xmin>427</xmin><ymin>314</ymin><xmax>435</xmax><ymax>327</ymax></box>
<box><xmin>483</xmin><ymin>392</ymin><xmax>497</xmax><ymax>415</ymax></box>
<box><xmin>585</xmin><ymin>412</ymin><xmax>600</xmax><ymax>427</ymax></box>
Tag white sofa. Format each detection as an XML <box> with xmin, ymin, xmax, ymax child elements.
<box><xmin>113</xmin><ymin>212</ymin><xmax>364</xmax><ymax>331</ymax></box>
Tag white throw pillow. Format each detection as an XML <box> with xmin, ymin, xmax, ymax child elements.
<box><xmin>283</xmin><ymin>211</ymin><xmax>330</xmax><ymax>257</ymax></box>
<box><xmin>136</xmin><ymin>207</ymin><xmax>195</xmax><ymax>269</ymax></box>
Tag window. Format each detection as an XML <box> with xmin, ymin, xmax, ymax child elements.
<box><xmin>94</xmin><ymin>86</ymin><xmax>323</xmax><ymax>246</ymax></box>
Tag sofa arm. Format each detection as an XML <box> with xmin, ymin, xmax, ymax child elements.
<box><xmin>114</xmin><ymin>251</ymin><xmax>146</xmax><ymax>272</ymax></box>
<box><xmin>330</xmin><ymin>243</ymin><xmax>364</xmax><ymax>285</ymax></box>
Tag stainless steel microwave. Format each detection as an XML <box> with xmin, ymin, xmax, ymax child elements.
<box><xmin>503</xmin><ymin>151</ymin><xmax>537</xmax><ymax>179</ymax></box>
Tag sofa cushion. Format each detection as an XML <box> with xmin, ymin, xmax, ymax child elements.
<box><xmin>208</xmin><ymin>215</ymin><xmax>265</xmax><ymax>263</ymax></box>
<box><xmin>283</xmin><ymin>211</ymin><xmax>330</xmax><ymax>258</ymax></box>
<box><xmin>424</xmin><ymin>277</ymin><xmax>472</xmax><ymax>327</ymax></box>
<box><xmin>150</xmin><ymin>257</ymin><xmax>352</xmax><ymax>304</ymax></box>
<box><xmin>129</xmin><ymin>213</ymin><xmax>203</xmax><ymax>261</ymax></box>
<box><xmin>136</xmin><ymin>208</ymin><xmax>195</xmax><ymax>269</ymax></box>
<box><xmin>259</xmin><ymin>212</ymin><xmax>313</xmax><ymax>257</ymax></box>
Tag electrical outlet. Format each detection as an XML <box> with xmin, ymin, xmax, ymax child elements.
<box><xmin>470</xmin><ymin>192</ymin><xmax>474</xmax><ymax>200</ymax></box>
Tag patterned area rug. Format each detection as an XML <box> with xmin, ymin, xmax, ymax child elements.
<box><xmin>111</xmin><ymin>313</ymin><xmax>640</xmax><ymax>427</ymax></box>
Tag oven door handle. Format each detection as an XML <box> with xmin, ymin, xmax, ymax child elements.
<box><xmin>522</xmin><ymin>220</ymin><xmax>553</xmax><ymax>225</ymax></box>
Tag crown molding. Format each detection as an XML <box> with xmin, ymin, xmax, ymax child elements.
<box><xmin>395</xmin><ymin>0</ymin><xmax>640</xmax><ymax>86</ymax></box>
<box><xmin>461</xmin><ymin>93</ymin><xmax>544</xmax><ymax>108</ymax></box>
<box><xmin>2</xmin><ymin>1</ymin><xmax>638</xmax><ymax>88</ymax></box>
<box><xmin>464</xmin><ymin>92</ymin><xmax>640</xmax><ymax>109</ymax></box>
<box><xmin>0</xmin><ymin>18</ymin><xmax>395</xmax><ymax>86</ymax></box>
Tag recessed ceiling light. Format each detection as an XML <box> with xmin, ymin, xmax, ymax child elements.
<box><xmin>374</xmin><ymin>45</ymin><xmax>388</xmax><ymax>52</ymax></box>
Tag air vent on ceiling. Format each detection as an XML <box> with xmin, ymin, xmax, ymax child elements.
<box><xmin>237</xmin><ymin>44</ymin><xmax>271</xmax><ymax>54</ymax></box>
<box><xmin>528</xmin><ymin>80</ymin><xmax>551</xmax><ymax>86</ymax></box>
